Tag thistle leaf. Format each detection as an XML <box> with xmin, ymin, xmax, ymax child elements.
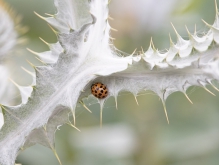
<box><xmin>1</xmin><ymin>0</ymin><xmax>219</xmax><ymax>165</ymax></box>
<box><xmin>0</xmin><ymin>107</ymin><xmax>4</xmax><ymax>130</ymax></box>
<box><xmin>45</xmin><ymin>0</ymin><xmax>91</xmax><ymax>32</ymax></box>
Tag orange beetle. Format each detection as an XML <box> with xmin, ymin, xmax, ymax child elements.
<box><xmin>91</xmin><ymin>82</ymin><xmax>108</xmax><ymax>99</ymax></box>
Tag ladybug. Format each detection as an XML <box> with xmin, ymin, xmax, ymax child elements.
<box><xmin>91</xmin><ymin>82</ymin><xmax>108</xmax><ymax>99</ymax></box>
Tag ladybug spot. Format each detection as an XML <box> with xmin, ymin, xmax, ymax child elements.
<box><xmin>100</xmin><ymin>85</ymin><xmax>103</xmax><ymax>88</ymax></box>
<box><xmin>101</xmin><ymin>90</ymin><xmax>104</xmax><ymax>93</ymax></box>
<box><xmin>99</xmin><ymin>93</ymin><xmax>102</xmax><ymax>96</ymax></box>
<box><xmin>105</xmin><ymin>91</ymin><xmax>108</xmax><ymax>94</ymax></box>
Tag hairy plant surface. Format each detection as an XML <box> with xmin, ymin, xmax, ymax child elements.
<box><xmin>1</xmin><ymin>0</ymin><xmax>219</xmax><ymax>164</ymax></box>
<box><xmin>0</xmin><ymin>0</ymin><xmax>27</xmax><ymax>131</ymax></box>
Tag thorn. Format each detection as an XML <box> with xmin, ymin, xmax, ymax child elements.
<box><xmin>8</xmin><ymin>78</ymin><xmax>19</xmax><ymax>88</ymax></box>
<box><xmin>47</xmin><ymin>23</ymin><xmax>58</xmax><ymax>36</ymax></box>
<box><xmin>149</xmin><ymin>37</ymin><xmax>156</xmax><ymax>50</ymax></box>
<box><xmin>79</xmin><ymin>101</ymin><xmax>92</xmax><ymax>113</ymax></box>
<box><xmin>134</xmin><ymin>95</ymin><xmax>139</xmax><ymax>106</ymax></box>
<box><xmin>0</xmin><ymin>104</ymin><xmax>4</xmax><ymax>109</ymax></box>
<box><xmin>45</xmin><ymin>13</ymin><xmax>54</xmax><ymax>17</ymax></box>
<box><xmin>26</xmin><ymin>60</ymin><xmax>36</xmax><ymax>69</ymax></box>
<box><xmin>39</xmin><ymin>37</ymin><xmax>49</xmax><ymax>46</ymax></box>
<box><xmin>215</xmin><ymin>0</ymin><xmax>218</xmax><ymax>14</ymax></box>
<box><xmin>198</xmin><ymin>80</ymin><xmax>216</xmax><ymax>96</ymax></box>
<box><xmin>111</xmin><ymin>27</ymin><xmax>118</xmax><ymax>32</ymax></box>
<box><xmin>203</xmin><ymin>87</ymin><xmax>216</xmax><ymax>96</ymax></box>
<box><xmin>115</xmin><ymin>96</ymin><xmax>118</xmax><ymax>110</ymax></box>
<box><xmin>183</xmin><ymin>92</ymin><xmax>193</xmax><ymax>104</ymax></box>
<box><xmin>185</xmin><ymin>25</ymin><xmax>192</xmax><ymax>38</ymax></box>
<box><xmin>202</xmin><ymin>19</ymin><xmax>211</xmax><ymax>28</ymax></box>
<box><xmin>71</xmin><ymin>109</ymin><xmax>76</xmax><ymax>126</ymax></box>
<box><xmin>171</xmin><ymin>22</ymin><xmax>186</xmax><ymax>44</ymax></box>
<box><xmin>34</xmin><ymin>11</ymin><xmax>46</xmax><ymax>20</ymax></box>
<box><xmin>67</xmin><ymin>122</ymin><xmax>81</xmax><ymax>132</ymax></box>
<box><xmin>17</xmin><ymin>38</ymin><xmax>28</xmax><ymax>45</ymax></box>
<box><xmin>161</xmin><ymin>99</ymin><xmax>169</xmax><ymax>124</ymax></box>
<box><xmin>43</xmin><ymin>124</ymin><xmax>47</xmax><ymax>131</ymax></box>
<box><xmin>21</xmin><ymin>67</ymin><xmax>35</xmax><ymax>77</ymax></box>
<box><xmin>27</xmin><ymin>48</ymin><xmax>40</xmax><ymax>56</ymax></box>
<box><xmin>194</xmin><ymin>24</ymin><xmax>197</xmax><ymax>35</ymax></box>
<box><xmin>100</xmin><ymin>107</ymin><xmax>103</xmax><ymax>128</ymax></box>
<box><xmin>141</xmin><ymin>46</ymin><xmax>144</xmax><ymax>55</ymax></box>
<box><xmin>169</xmin><ymin>33</ymin><xmax>174</xmax><ymax>46</ymax></box>
<box><xmin>98</xmin><ymin>100</ymin><xmax>105</xmax><ymax>128</ymax></box>
<box><xmin>35</xmin><ymin>57</ymin><xmax>46</xmax><ymax>64</ymax></box>
<box><xmin>170</xmin><ymin>22</ymin><xmax>180</xmax><ymax>37</ymax></box>
<box><xmin>131</xmin><ymin>48</ymin><xmax>137</xmax><ymax>56</ymax></box>
<box><xmin>51</xmin><ymin>148</ymin><xmax>63</xmax><ymax>165</ymax></box>
<box><xmin>207</xmin><ymin>80</ymin><xmax>219</xmax><ymax>92</ymax></box>
<box><xmin>211</xmin><ymin>83</ymin><xmax>219</xmax><ymax>92</ymax></box>
<box><xmin>66</xmin><ymin>22</ymin><xmax>74</xmax><ymax>32</ymax></box>
<box><xmin>109</xmin><ymin>36</ymin><xmax>116</xmax><ymax>40</ymax></box>
<box><xmin>108</xmin><ymin>15</ymin><xmax>114</xmax><ymax>20</ymax></box>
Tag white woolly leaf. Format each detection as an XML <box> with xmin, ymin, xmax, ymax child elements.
<box><xmin>0</xmin><ymin>107</ymin><xmax>4</xmax><ymax>130</ymax></box>
<box><xmin>44</xmin><ymin>0</ymin><xmax>91</xmax><ymax>32</ymax></box>
<box><xmin>1</xmin><ymin>0</ymin><xmax>219</xmax><ymax>165</ymax></box>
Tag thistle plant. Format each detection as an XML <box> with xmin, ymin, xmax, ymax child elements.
<box><xmin>0</xmin><ymin>0</ymin><xmax>27</xmax><ymax>131</ymax></box>
<box><xmin>1</xmin><ymin>0</ymin><xmax>219</xmax><ymax>165</ymax></box>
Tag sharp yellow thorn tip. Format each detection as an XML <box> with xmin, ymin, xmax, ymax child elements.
<box><xmin>204</xmin><ymin>87</ymin><xmax>216</xmax><ymax>96</ymax></box>
<box><xmin>45</xmin><ymin>13</ymin><xmax>54</xmax><ymax>17</ymax></box>
<box><xmin>210</xmin><ymin>83</ymin><xmax>219</xmax><ymax>92</ymax></box>
<box><xmin>21</xmin><ymin>67</ymin><xmax>35</xmax><ymax>77</ymax></box>
<box><xmin>131</xmin><ymin>48</ymin><xmax>137</xmax><ymax>56</ymax></box>
<box><xmin>39</xmin><ymin>37</ymin><xmax>49</xmax><ymax>46</ymax></box>
<box><xmin>184</xmin><ymin>93</ymin><xmax>193</xmax><ymax>104</ymax></box>
<box><xmin>80</xmin><ymin>101</ymin><xmax>92</xmax><ymax>113</ymax></box>
<box><xmin>26</xmin><ymin>60</ymin><xmax>36</xmax><ymax>69</ymax></box>
<box><xmin>161</xmin><ymin>100</ymin><xmax>169</xmax><ymax>124</ymax></box>
<box><xmin>108</xmin><ymin>16</ymin><xmax>114</xmax><ymax>20</ymax></box>
<box><xmin>115</xmin><ymin>97</ymin><xmax>118</xmax><ymax>110</ymax></box>
<box><xmin>52</xmin><ymin>149</ymin><xmax>63</xmax><ymax>165</ymax></box>
<box><xmin>100</xmin><ymin>108</ymin><xmax>103</xmax><ymax>128</ymax></box>
<box><xmin>134</xmin><ymin>96</ymin><xmax>139</xmax><ymax>106</ymax></box>
<box><xmin>35</xmin><ymin>57</ymin><xmax>46</xmax><ymax>64</ymax></box>
<box><xmin>111</xmin><ymin>27</ymin><xmax>118</xmax><ymax>32</ymax></box>
<box><xmin>34</xmin><ymin>11</ymin><xmax>46</xmax><ymax>20</ymax></box>
<box><xmin>68</xmin><ymin>123</ymin><xmax>81</xmax><ymax>132</ymax></box>
<box><xmin>8</xmin><ymin>78</ymin><xmax>19</xmax><ymax>88</ymax></box>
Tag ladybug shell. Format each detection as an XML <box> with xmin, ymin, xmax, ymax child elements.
<box><xmin>91</xmin><ymin>82</ymin><xmax>108</xmax><ymax>99</ymax></box>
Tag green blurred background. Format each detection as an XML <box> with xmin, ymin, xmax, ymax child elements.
<box><xmin>4</xmin><ymin>0</ymin><xmax>219</xmax><ymax>164</ymax></box>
